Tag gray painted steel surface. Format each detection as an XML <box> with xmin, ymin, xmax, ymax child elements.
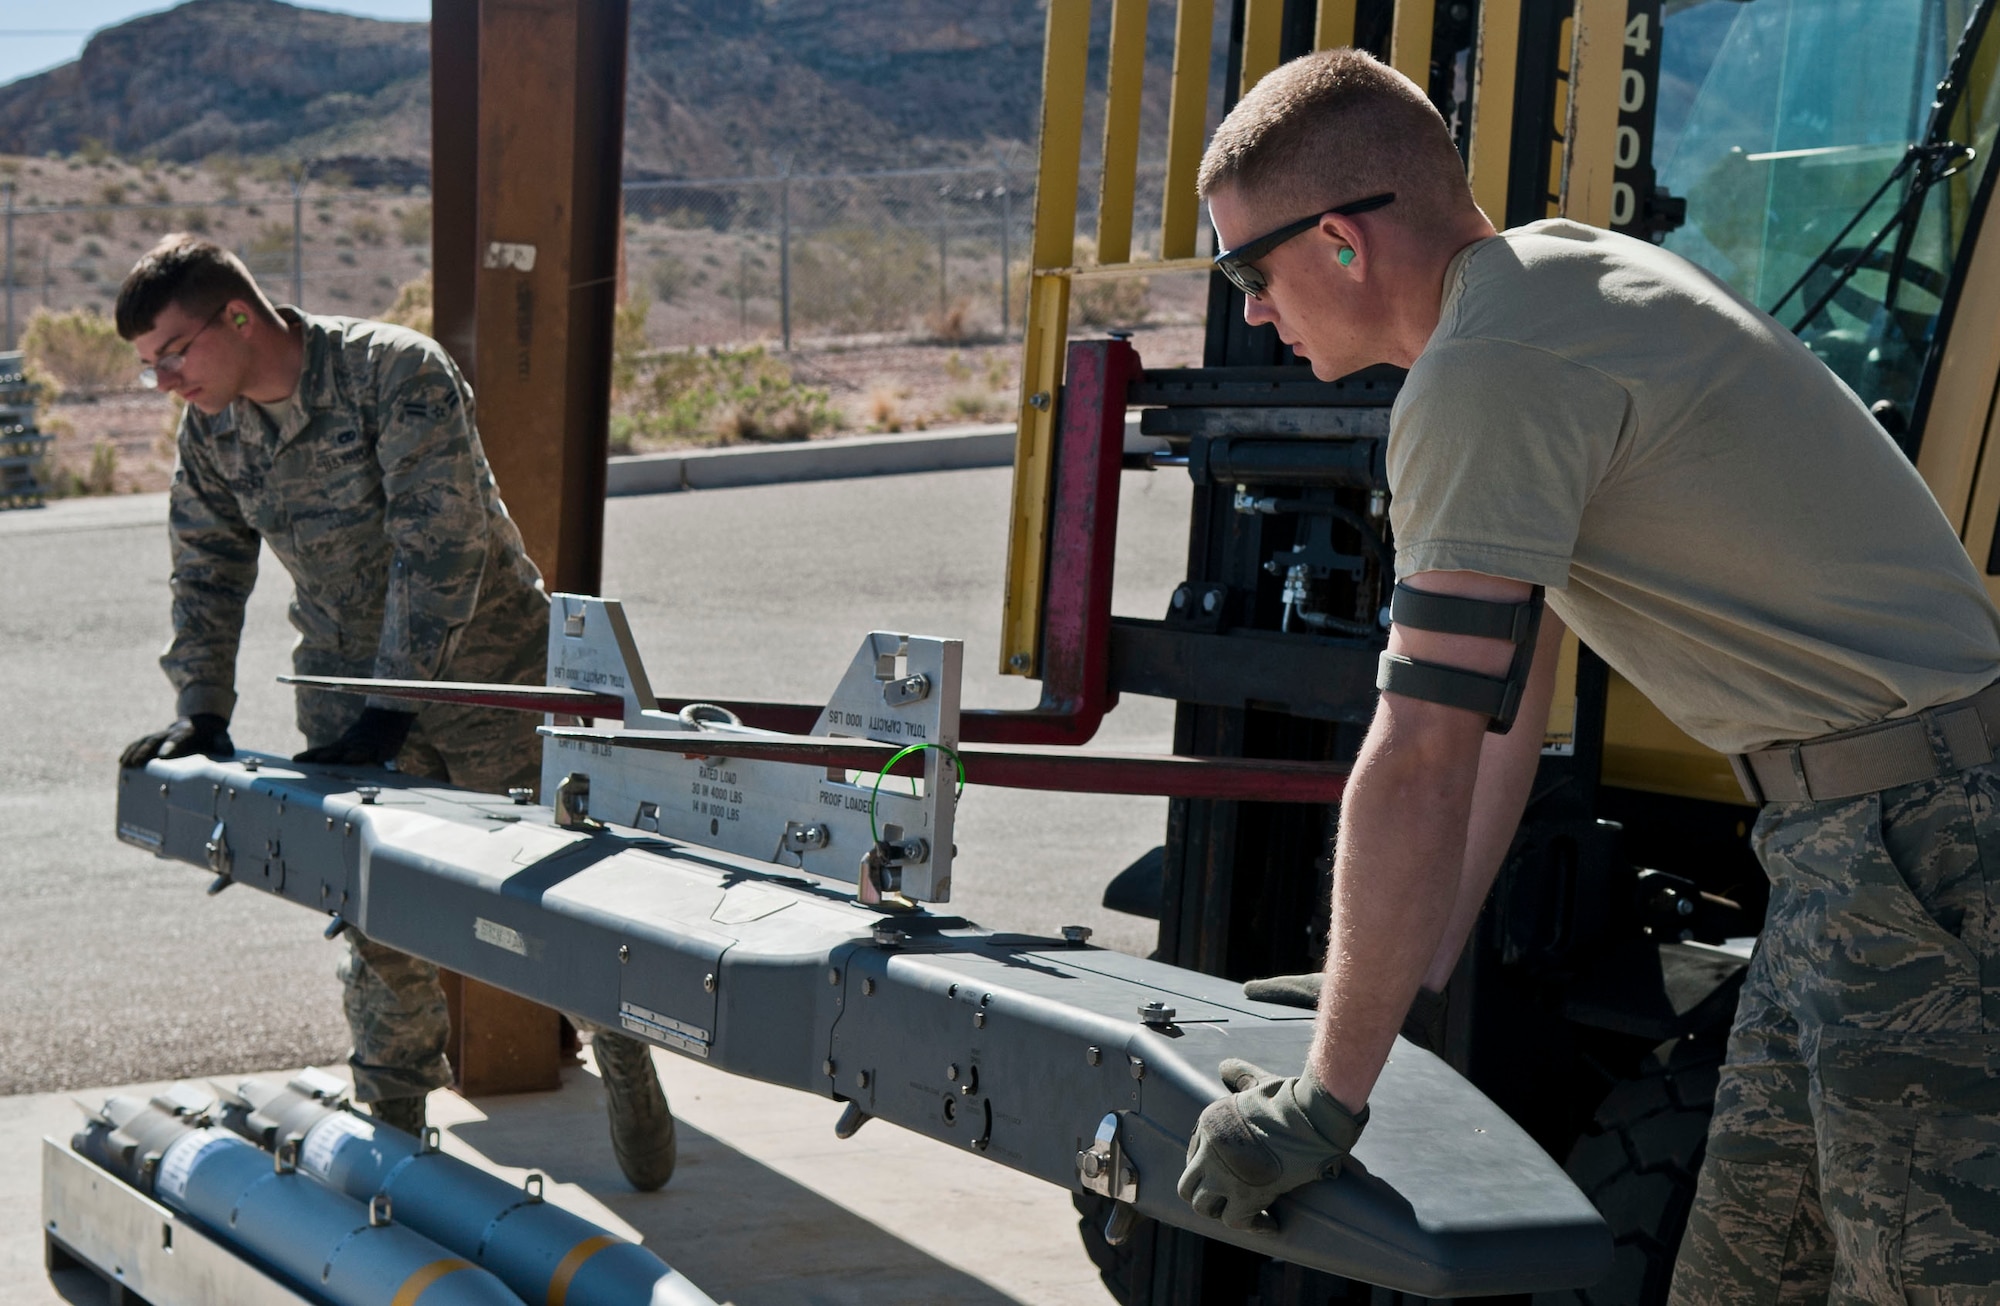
<box><xmin>117</xmin><ymin>754</ymin><xmax>1612</xmax><ymax>1296</ymax></box>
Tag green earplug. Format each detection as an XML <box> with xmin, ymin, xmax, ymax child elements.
<box><xmin>1339</xmin><ymin>248</ymin><xmax>1355</xmax><ymax>267</ymax></box>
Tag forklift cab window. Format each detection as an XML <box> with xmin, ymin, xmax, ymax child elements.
<box><xmin>1657</xmin><ymin>0</ymin><xmax>2000</xmax><ymax>436</ymax></box>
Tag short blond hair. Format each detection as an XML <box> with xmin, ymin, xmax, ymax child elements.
<box><xmin>1198</xmin><ymin>49</ymin><xmax>1477</xmax><ymax>235</ymax></box>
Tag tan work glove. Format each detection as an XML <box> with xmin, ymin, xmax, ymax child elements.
<box><xmin>1177</xmin><ymin>1058</ymin><xmax>1368</xmax><ymax>1233</ymax></box>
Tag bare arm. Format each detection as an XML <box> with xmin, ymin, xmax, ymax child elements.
<box><xmin>1423</xmin><ymin>607</ymin><xmax>1567</xmax><ymax>990</ymax></box>
<box><xmin>1308</xmin><ymin>572</ymin><xmax>1565</xmax><ymax>1112</ymax></box>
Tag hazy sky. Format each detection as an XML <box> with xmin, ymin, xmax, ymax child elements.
<box><xmin>0</xmin><ymin>0</ymin><xmax>430</xmax><ymax>89</ymax></box>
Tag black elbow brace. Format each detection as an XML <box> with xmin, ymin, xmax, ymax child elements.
<box><xmin>1375</xmin><ymin>583</ymin><xmax>1545</xmax><ymax>734</ymax></box>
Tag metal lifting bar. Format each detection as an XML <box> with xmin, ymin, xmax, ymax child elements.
<box><xmin>114</xmin><ymin>753</ymin><xmax>1613</xmax><ymax>1297</ymax></box>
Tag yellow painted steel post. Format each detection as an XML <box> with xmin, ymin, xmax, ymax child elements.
<box><xmin>1390</xmin><ymin>0</ymin><xmax>1435</xmax><ymax>88</ymax></box>
<box><xmin>1315</xmin><ymin>0</ymin><xmax>1357</xmax><ymax>49</ymax></box>
<box><xmin>1160</xmin><ymin>0</ymin><xmax>1216</xmax><ymax>260</ymax></box>
<box><xmin>1000</xmin><ymin>0</ymin><xmax>1090</xmax><ymax>676</ymax></box>
<box><xmin>1097</xmin><ymin>0</ymin><xmax>1151</xmax><ymax>265</ymax></box>
<box><xmin>1919</xmin><ymin>169</ymin><xmax>2000</xmax><ymax>530</ymax></box>
<box><xmin>1467</xmin><ymin>0</ymin><xmax>1522</xmax><ymax>223</ymax></box>
<box><xmin>1241</xmin><ymin>0</ymin><xmax>1286</xmax><ymax>95</ymax></box>
<box><xmin>1559</xmin><ymin>0</ymin><xmax>1625</xmax><ymax>227</ymax></box>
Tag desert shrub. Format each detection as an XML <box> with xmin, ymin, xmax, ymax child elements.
<box><xmin>22</xmin><ymin>306</ymin><xmax>131</xmax><ymax>397</ymax></box>
<box><xmin>83</xmin><ymin>441</ymin><xmax>118</xmax><ymax>494</ymax></box>
<box><xmin>1009</xmin><ymin>237</ymin><xmax>1154</xmax><ymax>329</ymax></box>
<box><xmin>77</xmin><ymin>138</ymin><xmax>111</xmax><ymax>166</ymax></box>
<box><xmin>619</xmin><ymin>346</ymin><xmax>835</xmax><ymax>447</ymax></box>
<box><xmin>928</xmin><ymin>299</ymin><xmax>973</xmax><ymax>344</ymax></box>
<box><xmin>609</xmin><ymin>294</ymin><xmax>653</xmax><ymax>399</ymax></box>
<box><xmin>380</xmin><ymin>272</ymin><xmax>433</xmax><ymax>338</ymax></box>
<box><xmin>649</xmin><ymin>255</ymin><xmax>691</xmax><ymax>303</ymax></box>
<box><xmin>944</xmin><ymin>385</ymin><xmax>1003</xmax><ymax>421</ymax></box>
<box><xmin>1069</xmin><ymin>235</ymin><xmax>1152</xmax><ymax>327</ymax></box>
<box><xmin>84</xmin><ymin>210</ymin><xmax>114</xmax><ymax>236</ymax></box>
<box><xmin>397</xmin><ymin>203</ymin><xmax>431</xmax><ymax>246</ymax></box>
<box><xmin>6</xmin><ymin>241</ymin><xmax>35</xmax><ymax>287</ymax></box>
<box><xmin>867</xmin><ymin>385</ymin><xmax>904</xmax><ymax>432</ymax></box>
<box><xmin>349</xmin><ymin>214</ymin><xmax>387</xmax><ymax>247</ymax></box>
<box><xmin>249</xmin><ymin>222</ymin><xmax>293</xmax><ymax>258</ymax></box>
<box><xmin>97</xmin><ymin>181</ymin><xmax>127</xmax><ymax>205</ymax></box>
<box><xmin>791</xmin><ymin>226</ymin><xmax>934</xmax><ymax>335</ymax></box>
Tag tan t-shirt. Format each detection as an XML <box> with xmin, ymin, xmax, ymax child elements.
<box><xmin>1387</xmin><ymin>219</ymin><xmax>2000</xmax><ymax>753</ymax></box>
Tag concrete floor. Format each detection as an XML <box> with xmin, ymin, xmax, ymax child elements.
<box><xmin>0</xmin><ymin>463</ymin><xmax>1195</xmax><ymax>1302</ymax></box>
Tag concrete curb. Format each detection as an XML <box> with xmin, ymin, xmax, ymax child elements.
<box><xmin>1</xmin><ymin>419</ymin><xmax>1160</xmax><ymax>532</ymax></box>
<box><xmin>606</xmin><ymin>414</ymin><xmax>1156</xmax><ymax>497</ymax></box>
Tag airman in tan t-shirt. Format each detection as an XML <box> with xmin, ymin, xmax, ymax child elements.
<box><xmin>1390</xmin><ymin>218</ymin><xmax>2000</xmax><ymax>754</ymax></box>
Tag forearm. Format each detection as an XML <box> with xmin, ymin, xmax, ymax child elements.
<box><xmin>162</xmin><ymin>465</ymin><xmax>260</xmax><ymax>718</ymax></box>
<box><xmin>1308</xmin><ymin>704</ymin><xmax>1484</xmax><ymax>1112</ymax></box>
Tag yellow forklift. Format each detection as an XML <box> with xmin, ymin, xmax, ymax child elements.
<box><xmin>996</xmin><ymin>0</ymin><xmax>2000</xmax><ymax>1301</ymax></box>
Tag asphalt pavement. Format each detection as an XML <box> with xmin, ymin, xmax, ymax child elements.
<box><xmin>0</xmin><ymin>463</ymin><xmax>1191</xmax><ymax>1095</ymax></box>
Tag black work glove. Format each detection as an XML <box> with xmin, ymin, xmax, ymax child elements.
<box><xmin>120</xmin><ymin>714</ymin><xmax>234</xmax><ymax>769</ymax></box>
<box><xmin>1178</xmin><ymin>1059</ymin><xmax>1368</xmax><ymax>1233</ymax></box>
<box><xmin>293</xmin><ymin>708</ymin><xmax>416</xmax><ymax>767</ymax></box>
<box><xmin>1241</xmin><ymin>974</ymin><xmax>1450</xmax><ymax>1056</ymax></box>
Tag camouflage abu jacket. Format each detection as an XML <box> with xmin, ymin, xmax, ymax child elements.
<box><xmin>162</xmin><ymin>309</ymin><xmax>545</xmax><ymax>720</ymax></box>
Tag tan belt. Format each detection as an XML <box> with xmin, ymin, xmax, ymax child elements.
<box><xmin>1731</xmin><ymin>679</ymin><xmax>2000</xmax><ymax>805</ymax></box>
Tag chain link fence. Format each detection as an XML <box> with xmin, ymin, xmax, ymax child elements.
<box><xmin>2</xmin><ymin>161</ymin><xmax>1205</xmax><ymax>357</ymax></box>
<box><xmin>622</xmin><ymin>161</ymin><xmax>1200</xmax><ymax>351</ymax></box>
<box><xmin>0</xmin><ymin>183</ymin><xmax>432</xmax><ymax>353</ymax></box>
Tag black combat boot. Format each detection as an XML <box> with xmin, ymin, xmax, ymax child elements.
<box><xmin>593</xmin><ymin>1031</ymin><xmax>676</xmax><ymax>1191</ymax></box>
<box><xmin>369</xmin><ymin>1094</ymin><xmax>426</xmax><ymax>1136</ymax></box>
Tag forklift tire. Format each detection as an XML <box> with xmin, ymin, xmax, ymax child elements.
<box><xmin>1533</xmin><ymin>1027</ymin><xmax>1726</xmax><ymax>1306</ymax></box>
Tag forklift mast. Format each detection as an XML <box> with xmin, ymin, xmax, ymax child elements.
<box><xmin>1004</xmin><ymin>1</ymin><xmax>2000</xmax><ymax>1302</ymax></box>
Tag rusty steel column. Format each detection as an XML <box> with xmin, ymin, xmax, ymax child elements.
<box><xmin>428</xmin><ymin>0</ymin><xmax>629</xmax><ymax>1096</ymax></box>
<box><xmin>474</xmin><ymin>0</ymin><xmax>628</xmax><ymax>596</ymax></box>
<box><xmin>429</xmin><ymin>0</ymin><xmax>480</xmax><ymax>381</ymax></box>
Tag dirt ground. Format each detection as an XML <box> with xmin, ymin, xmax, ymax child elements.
<box><xmin>32</xmin><ymin>320</ymin><xmax>1209</xmax><ymax>498</ymax></box>
<box><xmin>789</xmin><ymin>319</ymin><xmax>1205</xmax><ymax>435</ymax></box>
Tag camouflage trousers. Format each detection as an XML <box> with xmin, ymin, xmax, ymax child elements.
<box><xmin>1670</xmin><ymin>758</ymin><xmax>2000</xmax><ymax>1304</ymax></box>
<box><xmin>302</xmin><ymin>622</ymin><xmax>546</xmax><ymax>1104</ymax></box>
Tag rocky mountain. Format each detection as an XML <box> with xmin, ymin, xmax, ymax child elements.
<box><xmin>0</xmin><ymin>1</ymin><xmax>431</xmax><ymax>183</ymax></box>
<box><xmin>0</xmin><ymin>0</ymin><xmax>1192</xmax><ymax>181</ymax></box>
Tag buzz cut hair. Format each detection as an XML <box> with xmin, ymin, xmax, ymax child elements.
<box><xmin>1197</xmin><ymin>48</ymin><xmax>1480</xmax><ymax>235</ymax></box>
<box><xmin>115</xmin><ymin>234</ymin><xmax>280</xmax><ymax>341</ymax></box>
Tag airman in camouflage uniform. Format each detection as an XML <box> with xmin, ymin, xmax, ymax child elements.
<box><xmin>1670</xmin><ymin>736</ymin><xmax>2000</xmax><ymax>1303</ymax></box>
<box><xmin>116</xmin><ymin>235</ymin><xmax>675</xmax><ymax>1190</ymax></box>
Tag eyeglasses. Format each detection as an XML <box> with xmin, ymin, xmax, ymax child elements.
<box><xmin>138</xmin><ymin>306</ymin><xmax>227</xmax><ymax>390</ymax></box>
<box><xmin>1212</xmin><ymin>192</ymin><xmax>1396</xmax><ymax>299</ymax></box>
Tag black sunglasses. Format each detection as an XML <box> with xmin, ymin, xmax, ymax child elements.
<box><xmin>1212</xmin><ymin>192</ymin><xmax>1396</xmax><ymax>299</ymax></box>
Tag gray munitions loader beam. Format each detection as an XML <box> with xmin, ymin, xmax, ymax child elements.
<box><xmin>117</xmin><ymin>756</ymin><xmax>1611</xmax><ymax>1297</ymax></box>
